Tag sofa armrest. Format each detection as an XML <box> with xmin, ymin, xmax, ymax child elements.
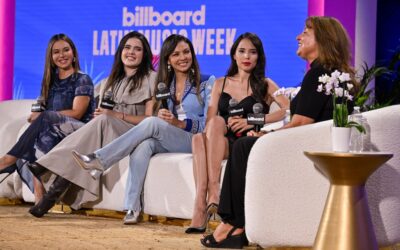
<box><xmin>245</xmin><ymin>105</ymin><xmax>400</xmax><ymax>247</ymax></box>
<box><xmin>245</xmin><ymin>121</ymin><xmax>331</xmax><ymax>247</ymax></box>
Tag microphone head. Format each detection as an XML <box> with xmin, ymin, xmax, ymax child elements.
<box><xmin>157</xmin><ymin>82</ymin><xmax>167</xmax><ymax>91</ymax></box>
<box><xmin>32</xmin><ymin>96</ymin><xmax>46</xmax><ymax>112</ymax></box>
<box><xmin>252</xmin><ymin>103</ymin><xmax>263</xmax><ymax>114</ymax></box>
<box><xmin>229</xmin><ymin>98</ymin><xmax>238</xmax><ymax>107</ymax></box>
<box><xmin>37</xmin><ymin>96</ymin><xmax>45</xmax><ymax>103</ymax></box>
<box><xmin>104</xmin><ymin>90</ymin><xmax>113</xmax><ymax>100</ymax></box>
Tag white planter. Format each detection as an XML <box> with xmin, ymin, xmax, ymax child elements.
<box><xmin>331</xmin><ymin>127</ymin><xmax>351</xmax><ymax>152</ymax></box>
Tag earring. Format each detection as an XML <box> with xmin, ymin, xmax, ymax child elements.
<box><xmin>167</xmin><ymin>64</ymin><xmax>171</xmax><ymax>72</ymax></box>
<box><xmin>73</xmin><ymin>57</ymin><xmax>76</xmax><ymax>62</ymax></box>
<box><xmin>191</xmin><ymin>68</ymin><xmax>195</xmax><ymax>75</ymax></box>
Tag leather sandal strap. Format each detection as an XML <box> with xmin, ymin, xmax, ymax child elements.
<box><xmin>203</xmin><ymin>233</ymin><xmax>218</xmax><ymax>245</ymax></box>
<box><xmin>226</xmin><ymin>226</ymin><xmax>238</xmax><ymax>238</ymax></box>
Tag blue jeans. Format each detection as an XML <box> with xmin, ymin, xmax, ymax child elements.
<box><xmin>95</xmin><ymin>117</ymin><xmax>193</xmax><ymax>211</ymax></box>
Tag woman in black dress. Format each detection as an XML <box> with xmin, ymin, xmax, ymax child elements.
<box><xmin>201</xmin><ymin>16</ymin><xmax>357</xmax><ymax>249</ymax></box>
<box><xmin>187</xmin><ymin>33</ymin><xmax>288</xmax><ymax>233</ymax></box>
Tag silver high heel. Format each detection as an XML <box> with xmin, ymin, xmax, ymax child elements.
<box><xmin>72</xmin><ymin>150</ymin><xmax>104</xmax><ymax>180</ymax></box>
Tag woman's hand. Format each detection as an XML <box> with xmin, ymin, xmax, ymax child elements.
<box><xmin>27</xmin><ymin>112</ymin><xmax>41</xmax><ymax>123</ymax></box>
<box><xmin>247</xmin><ymin>130</ymin><xmax>267</xmax><ymax>137</ymax></box>
<box><xmin>157</xmin><ymin>108</ymin><xmax>184</xmax><ymax>128</ymax></box>
<box><xmin>94</xmin><ymin>108</ymin><xmax>122</xmax><ymax>119</ymax></box>
<box><xmin>227</xmin><ymin>116</ymin><xmax>253</xmax><ymax>133</ymax></box>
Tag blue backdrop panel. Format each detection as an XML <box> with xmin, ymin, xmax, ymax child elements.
<box><xmin>14</xmin><ymin>0</ymin><xmax>307</xmax><ymax>99</ymax></box>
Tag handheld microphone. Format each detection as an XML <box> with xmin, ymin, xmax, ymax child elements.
<box><xmin>228</xmin><ymin>98</ymin><xmax>244</xmax><ymax>137</ymax></box>
<box><xmin>155</xmin><ymin>82</ymin><xmax>171</xmax><ymax>109</ymax></box>
<box><xmin>31</xmin><ymin>96</ymin><xmax>46</xmax><ymax>112</ymax></box>
<box><xmin>247</xmin><ymin>103</ymin><xmax>265</xmax><ymax>132</ymax></box>
<box><xmin>100</xmin><ymin>91</ymin><xmax>115</xmax><ymax>110</ymax></box>
<box><xmin>228</xmin><ymin>98</ymin><xmax>244</xmax><ymax>117</ymax></box>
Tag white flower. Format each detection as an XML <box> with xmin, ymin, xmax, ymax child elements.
<box><xmin>344</xmin><ymin>90</ymin><xmax>353</xmax><ymax>101</ymax></box>
<box><xmin>316</xmin><ymin>70</ymin><xmax>352</xmax><ymax>97</ymax></box>
<box><xmin>331</xmin><ymin>70</ymin><xmax>341</xmax><ymax>79</ymax></box>
<box><xmin>316</xmin><ymin>70</ymin><xmax>357</xmax><ymax>128</ymax></box>
<box><xmin>335</xmin><ymin>87</ymin><xmax>344</xmax><ymax>97</ymax></box>
<box><xmin>318</xmin><ymin>74</ymin><xmax>329</xmax><ymax>84</ymax></box>
<box><xmin>347</xmin><ymin>83</ymin><xmax>353</xmax><ymax>90</ymax></box>
<box><xmin>339</xmin><ymin>72</ymin><xmax>351</xmax><ymax>82</ymax></box>
<box><xmin>325</xmin><ymin>89</ymin><xmax>331</xmax><ymax>96</ymax></box>
<box><xmin>325</xmin><ymin>84</ymin><xmax>333</xmax><ymax>95</ymax></box>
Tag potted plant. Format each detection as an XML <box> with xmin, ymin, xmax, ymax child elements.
<box><xmin>317</xmin><ymin>70</ymin><xmax>365</xmax><ymax>152</ymax></box>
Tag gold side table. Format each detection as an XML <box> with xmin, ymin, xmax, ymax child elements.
<box><xmin>304</xmin><ymin>151</ymin><xmax>393</xmax><ymax>250</ymax></box>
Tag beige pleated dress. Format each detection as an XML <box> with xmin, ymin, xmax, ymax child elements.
<box><xmin>37</xmin><ymin>71</ymin><xmax>156</xmax><ymax>209</ymax></box>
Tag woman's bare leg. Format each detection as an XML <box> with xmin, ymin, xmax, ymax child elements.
<box><xmin>205</xmin><ymin>116</ymin><xmax>229</xmax><ymax>206</ymax></box>
<box><xmin>189</xmin><ymin>133</ymin><xmax>209</xmax><ymax>228</ymax></box>
<box><xmin>0</xmin><ymin>155</ymin><xmax>17</xmax><ymax>170</ymax></box>
<box><xmin>33</xmin><ymin>177</ymin><xmax>45</xmax><ymax>204</ymax></box>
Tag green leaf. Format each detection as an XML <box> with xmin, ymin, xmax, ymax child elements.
<box><xmin>346</xmin><ymin>121</ymin><xmax>366</xmax><ymax>133</ymax></box>
<box><xmin>333</xmin><ymin>103</ymin><xmax>348</xmax><ymax>127</ymax></box>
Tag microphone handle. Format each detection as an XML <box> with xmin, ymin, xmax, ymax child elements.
<box><xmin>161</xmin><ymin>99</ymin><xmax>168</xmax><ymax>109</ymax></box>
<box><xmin>254</xmin><ymin>124</ymin><xmax>261</xmax><ymax>132</ymax></box>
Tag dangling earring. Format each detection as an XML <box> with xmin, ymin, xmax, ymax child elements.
<box><xmin>167</xmin><ymin>64</ymin><xmax>171</xmax><ymax>72</ymax></box>
<box><xmin>189</xmin><ymin>67</ymin><xmax>195</xmax><ymax>82</ymax></box>
<box><xmin>73</xmin><ymin>57</ymin><xmax>76</xmax><ymax>62</ymax></box>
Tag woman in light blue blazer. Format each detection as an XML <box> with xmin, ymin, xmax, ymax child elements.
<box><xmin>72</xmin><ymin>34</ymin><xmax>215</xmax><ymax>224</ymax></box>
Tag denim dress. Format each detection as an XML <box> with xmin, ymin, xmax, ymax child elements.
<box><xmin>8</xmin><ymin>72</ymin><xmax>95</xmax><ymax>190</ymax></box>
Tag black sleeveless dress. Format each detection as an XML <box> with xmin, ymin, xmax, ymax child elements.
<box><xmin>217</xmin><ymin>77</ymin><xmax>269</xmax><ymax>144</ymax></box>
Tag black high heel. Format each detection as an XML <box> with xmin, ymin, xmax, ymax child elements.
<box><xmin>0</xmin><ymin>164</ymin><xmax>17</xmax><ymax>175</ymax></box>
<box><xmin>27</xmin><ymin>162</ymin><xmax>47</xmax><ymax>179</ymax></box>
<box><xmin>206</xmin><ymin>203</ymin><xmax>219</xmax><ymax>220</ymax></box>
<box><xmin>200</xmin><ymin>226</ymin><xmax>248</xmax><ymax>249</ymax></box>
<box><xmin>185</xmin><ymin>213</ymin><xmax>211</xmax><ymax>234</ymax></box>
<box><xmin>29</xmin><ymin>175</ymin><xmax>71</xmax><ymax>218</ymax></box>
<box><xmin>0</xmin><ymin>164</ymin><xmax>17</xmax><ymax>184</ymax></box>
<box><xmin>186</xmin><ymin>203</ymin><xmax>219</xmax><ymax>234</ymax></box>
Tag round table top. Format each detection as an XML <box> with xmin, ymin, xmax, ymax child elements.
<box><xmin>304</xmin><ymin>151</ymin><xmax>393</xmax><ymax>158</ymax></box>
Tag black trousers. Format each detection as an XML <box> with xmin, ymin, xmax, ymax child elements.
<box><xmin>218</xmin><ymin>136</ymin><xmax>259</xmax><ymax>228</ymax></box>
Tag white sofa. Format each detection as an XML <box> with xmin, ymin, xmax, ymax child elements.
<box><xmin>2</xmin><ymin>100</ymin><xmax>399</xmax><ymax>247</ymax></box>
<box><xmin>245</xmin><ymin>104</ymin><xmax>400</xmax><ymax>247</ymax></box>
<box><xmin>0</xmin><ymin>100</ymin><xmax>34</xmax><ymax>199</ymax></box>
<box><xmin>5</xmin><ymin>100</ymin><xmax>280</xmax><ymax>219</ymax></box>
<box><xmin>0</xmin><ymin>99</ymin><xmax>227</xmax><ymax>220</ymax></box>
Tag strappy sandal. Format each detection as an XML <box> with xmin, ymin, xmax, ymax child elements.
<box><xmin>200</xmin><ymin>226</ymin><xmax>248</xmax><ymax>249</ymax></box>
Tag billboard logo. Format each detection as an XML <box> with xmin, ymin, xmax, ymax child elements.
<box><xmin>123</xmin><ymin>5</ymin><xmax>206</xmax><ymax>27</ymax></box>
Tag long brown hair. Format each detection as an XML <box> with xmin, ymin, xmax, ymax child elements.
<box><xmin>306</xmin><ymin>16</ymin><xmax>356</xmax><ymax>85</ymax></box>
<box><xmin>40</xmin><ymin>34</ymin><xmax>80</xmax><ymax>100</ymax></box>
<box><xmin>227</xmin><ymin>32</ymin><xmax>267</xmax><ymax>105</ymax></box>
<box><xmin>104</xmin><ymin>31</ymin><xmax>154</xmax><ymax>94</ymax></box>
<box><xmin>156</xmin><ymin>34</ymin><xmax>201</xmax><ymax>103</ymax></box>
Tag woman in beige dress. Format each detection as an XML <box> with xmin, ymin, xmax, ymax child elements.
<box><xmin>28</xmin><ymin>31</ymin><xmax>156</xmax><ymax>217</ymax></box>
